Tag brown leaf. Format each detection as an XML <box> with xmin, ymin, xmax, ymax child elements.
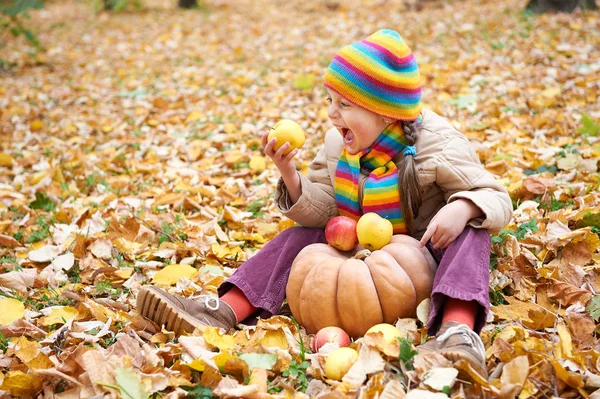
<box><xmin>565</xmin><ymin>312</ymin><xmax>596</xmax><ymax>349</ymax></box>
<box><xmin>547</xmin><ymin>279</ymin><xmax>593</xmax><ymax>307</ymax></box>
<box><xmin>523</xmin><ymin>176</ymin><xmax>554</xmax><ymax>195</ymax></box>
<box><xmin>558</xmin><ymin>261</ymin><xmax>586</xmax><ymax>287</ymax></box>
<box><xmin>0</xmin><ymin>268</ymin><xmax>37</xmax><ymax>291</ymax></box>
<box><xmin>562</xmin><ymin>241</ymin><xmax>592</xmax><ymax>266</ymax></box>
<box><xmin>0</xmin><ymin>234</ymin><xmax>20</xmax><ymax>248</ymax></box>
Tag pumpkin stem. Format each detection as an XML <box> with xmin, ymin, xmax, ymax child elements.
<box><xmin>354</xmin><ymin>249</ymin><xmax>371</xmax><ymax>260</ymax></box>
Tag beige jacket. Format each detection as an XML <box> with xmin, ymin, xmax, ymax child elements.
<box><xmin>275</xmin><ymin>109</ymin><xmax>513</xmax><ymax>240</ymax></box>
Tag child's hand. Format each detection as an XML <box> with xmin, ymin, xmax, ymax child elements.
<box><xmin>262</xmin><ymin>130</ymin><xmax>299</xmax><ymax>180</ymax></box>
<box><xmin>419</xmin><ymin>199</ymin><xmax>483</xmax><ymax>249</ymax></box>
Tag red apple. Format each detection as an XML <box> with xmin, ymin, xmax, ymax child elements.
<box><xmin>312</xmin><ymin>326</ymin><xmax>351</xmax><ymax>352</ymax></box>
<box><xmin>325</xmin><ymin>216</ymin><xmax>358</xmax><ymax>251</ymax></box>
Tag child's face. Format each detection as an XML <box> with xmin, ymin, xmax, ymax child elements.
<box><xmin>326</xmin><ymin>89</ymin><xmax>389</xmax><ymax>154</ymax></box>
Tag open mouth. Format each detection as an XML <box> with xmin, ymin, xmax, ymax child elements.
<box><xmin>339</xmin><ymin>127</ymin><xmax>354</xmax><ymax>146</ymax></box>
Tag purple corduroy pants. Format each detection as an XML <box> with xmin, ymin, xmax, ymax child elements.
<box><xmin>218</xmin><ymin>225</ymin><xmax>491</xmax><ymax>334</ymax></box>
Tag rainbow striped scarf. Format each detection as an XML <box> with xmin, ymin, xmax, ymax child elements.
<box><xmin>334</xmin><ymin>121</ymin><xmax>408</xmax><ymax>234</ymax></box>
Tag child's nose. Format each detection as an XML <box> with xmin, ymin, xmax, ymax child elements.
<box><xmin>328</xmin><ymin>105</ymin><xmax>339</xmax><ymax>120</ymax></box>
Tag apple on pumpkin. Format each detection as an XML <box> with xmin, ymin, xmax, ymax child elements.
<box><xmin>267</xmin><ymin>119</ymin><xmax>306</xmax><ymax>155</ymax></box>
<box><xmin>325</xmin><ymin>216</ymin><xmax>358</xmax><ymax>252</ymax></box>
<box><xmin>312</xmin><ymin>326</ymin><xmax>351</xmax><ymax>352</ymax></box>
<box><xmin>324</xmin><ymin>347</ymin><xmax>359</xmax><ymax>380</ymax></box>
<box><xmin>356</xmin><ymin>212</ymin><xmax>393</xmax><ymax>251</ymax></box>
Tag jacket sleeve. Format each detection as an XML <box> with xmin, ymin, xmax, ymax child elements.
<box><xmin>435</xmin><ymin>137</ymin><xmax>513</xmax><ymax>233</ymax></box>
<box><xmin>274</xmin><ymin>146</ymin><xmax>339</xmax><ymax>228</ymax></box>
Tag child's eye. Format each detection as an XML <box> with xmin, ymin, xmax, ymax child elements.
<box><xmin>325</xmin><ymin>97</ymin><xmax>332</xmax><ymax>104</ymax></box>
<box><xmin>340</xmin><ymin>102</ymin><xmax>350</xmax><ymax>108</ymax></box>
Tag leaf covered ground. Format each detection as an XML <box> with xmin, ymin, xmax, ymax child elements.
<box><xmin>0</xmin><ymin>0</ymin><xmax>600</xmax><ymax>397</ymax></box>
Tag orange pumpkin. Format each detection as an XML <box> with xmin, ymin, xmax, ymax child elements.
<box><xmin>286</xmin><ymin>235</ymin><xmax>437</xmax><ymax>338</ymax></box>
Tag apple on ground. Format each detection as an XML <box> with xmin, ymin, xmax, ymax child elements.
<box><xmin>365</xmin><ymin>323</ymin><xmax>403</xmax><ymax>344</ymax></box>
<box><xmin>267</xmin><ymin>119</ymin><xmax>306</xmax><ymax>155</ymax></box>
<box><xmin>325</xmin><ymin>216</ymin><xmax>358</xmax><ymax>252</ymax></box>
<box><xmin>324</xmin><ymin>347</ymin><xmax>359</xmax><ymax>380</ymax></box>
<box><xmin>356</xmin><ymin>212</ymin><xmax>393</xmax><ymax>251</ymax></box>
<box><xmin>312</xmin><ymin>326</ymin><xmax>351</xmax><ymax>352</ymax></box>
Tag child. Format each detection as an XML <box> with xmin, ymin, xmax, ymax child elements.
<box><xmin>137</xmin><ymin>29</ymin><xmax>512</xmax><ymax>378</ymax></box>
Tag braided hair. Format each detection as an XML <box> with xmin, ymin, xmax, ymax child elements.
<box><xmin>398</xmin><ymin>120</ymin><xmax>423</xmax><ymax>231</ymax></box>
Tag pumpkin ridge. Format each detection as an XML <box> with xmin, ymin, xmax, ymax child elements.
<box><xmin>382</xmin><ymin>244</ymin><xmax>434</xmax><ymax>307</ymax></box>
<box><xmin>366</xmin><ymin>249</ymin><xmax>417</xmax><ymax>322</ymax></box>
<box><xmin>337</xmin><ymin>258</ymin><xmax>383</xmax><ymax>337</ymax></box>
<box><xmin>299</xmin><ymin>253</ymin><xmax>344</xmax><ymax>333</ymax></box>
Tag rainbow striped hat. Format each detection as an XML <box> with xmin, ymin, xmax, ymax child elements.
<box><xmin>324</xmin><ymin>29</ymin><xmax>422</xmax><ymax>121</ymax></box>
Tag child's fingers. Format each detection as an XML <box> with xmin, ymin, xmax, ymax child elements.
<box><xmin>432</xmin><ymin>232</ymin><xmax>450</xmax><ymax>249</ymax></box>
<box><xmin>264</xmin><ymin>137</ymin><xmax>277</xmax><ymax>154</ymax></box>
<box><xmin>261</xmin><ymin>131</ymin><xmax>270</xmax><ymax>147</ymax></box>
<box><xmin>419</xmin><ymin>224</ymin><xmax>436</xmax><ymax>247</ymax></box>
<box><xmin>285</xmin><ymin>148</ymin><xmax>299</xmax><ymax>160</ymax></box>
<box><xmin>274</xmin><ymin>142</ymin><xmax>291</xmax><ymax>159</ymax></box>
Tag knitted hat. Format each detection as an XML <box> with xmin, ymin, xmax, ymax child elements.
<box><xmin>324</xmin><ymin>29</ymin><xmax>422</xmax><ymax>121</ymax></box>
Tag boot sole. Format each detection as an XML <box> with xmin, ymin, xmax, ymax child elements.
<box><xmin>439</xmin><ymin>349</ymin><xmax>488</xmax><ymax>379</ymax></box>
<box><xmin>137</xmin><ymin>286</ymin><xmax>201</xmax><ymax>335</ymax></box>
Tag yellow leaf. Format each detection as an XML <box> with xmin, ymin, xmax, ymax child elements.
<box><xmin>223</xmin><ymin>123</ymin><xmax>236</xmax><ymax>134</ymax></box>
<box><xmin>210</xmin><ymin>244</ymin><xmax>244</xmax><ymax>261</ymax></box>
<box><xmin>38</xmin><ymin>306</ymin><xmax>78</xmax><ymax>326</ymax></box>
<box><xmin>249</xmin><ymin>156</ymin><xmax>266</xmax><ymax>172</ymax></box>
<box><xmin>224</xmin><ymin>150</ymin><xmax>244</xmax><ymax>165</ymax></box>
<box><xmin>0</xmin><ymin>298</ymin><xmax>25</xmax><ymax>326</ymax></box>
<box><xmin>53</xmin><ymin>165</ymin><xmax>65</xmax><ymax>184</ymax></box>
<box><xmin>101</xmin><ymin>125</ymin><xmax>113</xmax><ymax>133</ymax></box>
<box><xmin>147</xmin><ymin>119</ymin><xmax>159</xmax><ymax>127</ymax></box>
<box><xmin>152</xmin><ymin>264</ymin><xmax>197</xmax><ymax>285</ymax></box>
<box><xmin>255</xmin><ymin>222</ymin><xmax>280</xmax><ymax>238</ymax></box>
<box><xmin>259</xmin><ymin>330</ymin><xmax>288</xmax><ymax>349</ymax></box>
<box><xmin>248</xmin><ymin>368</ymin><xmax>268</xmax><ymax>393</ymax></box>
<box><xmin>30</xmin><ymin>171</ymin><xmax>50</xmax><ymax>185</ymax></box>
<box><xmin>556</xmin><ymin>322</ymin><xmax>573</xmax><ymax>358</ymax></box>
<box><xmin>30</xmin><ymin>120</ymin><xmax>44</xmax><ymax>131</ymax></box>
<box><xmin>550</xmin><ymin>358</ymin><xmax>584</xmax><ymax>389</ymax></box>
<box><xmin>0</xmin><ymin>371</ymin><xmax>43</xmax><ymax>396</ymax></box>
<box><xmin>153</xmin><ymin>192</ymin><xmax>185</xmax><ymax>206</ymax></box>
<box><xmin>0</xmin><ymin>153</ymin><xmax>13</xmax><ymax>167</ymax></box>
<box><xmin>83</xmin><ymin>298</ymin><xmax>122</xmax><ymax>323</ymax></box>
<box><xmin>184</xmin><ymin>358</ymin><xmax>207</xmax><ymax>372</ymax></box>
<box><xmin>203</xmin><ymin>327</ymin><xmax>236</xmax><ymax>351</ymax></box>
<box><xmin>214</xmin><ymin>350</ymin><xmax>233</xmax><ymax>369</ymax></box>
<box><xmin>26</xmin><ymin>353</ymin><xmax>53</xmax><ymax>370</ymax></box>
<box><xmin>14</xmin><ymin>337</ymin><xmax>39</xmax><ymax>363</ymax></box>
<box><xmin>116</xmin><ymin>269</ymin><xmax>133</xmax><ymax>279</ymax></box>
<box><xmin>542</xmin><ymin>87</ymin><xmax>561</xmax><ymax>98</ymax></box>
<box><xmin>186</xmin><ymin>111</ymin><xmax>204</xmax><ymax>122</ymax></box>
<box><xmin>518</xmin><ymin>379</ymin><xmax>538</xmax><ymax>399</ymax></box>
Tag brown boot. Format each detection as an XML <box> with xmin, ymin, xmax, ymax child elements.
<box><xmin>417</xmin><ymin>322</ymin><xmax>488</xmax><ymax>379</ymax></box>
<box><xmin>137</xmin><ymin>286</ymin><xmax>237</xmax><ymax>335</ymax></box>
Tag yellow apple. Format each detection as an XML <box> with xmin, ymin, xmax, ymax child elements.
<box><xmin>356</xmin><ymin>212</ymin><xmax>393</xmax><ymax>250</ymax></box>
<box><xmin>365</xmin><ymin>323</ymin><xmax>403</xmax><ymax>344</ymax></box>
<box><xmin>267</xmin><ymin>119</ymin><xmax>306</xmax><ymax>155</ymax></box>
<box><xmin>324</xmin><ymin>347</ymin><xmax>359</xmax><ymax>380</ymax></box>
